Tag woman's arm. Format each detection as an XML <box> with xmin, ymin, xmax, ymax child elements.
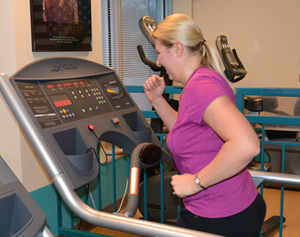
<box><xmin>143</xmin><ymin>75</ymin><xmax>177</xmax><ymax>131</ymax></box>
<box><xmin>171</xmin><ymin>96</ymin><xmax>260</xmax><ymax>198</ymax></box>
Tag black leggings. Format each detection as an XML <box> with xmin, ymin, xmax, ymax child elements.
<box><xmin>176</xmin><ymin>193</ymin><xmax>266</xmax><ymax>237</ymax></box>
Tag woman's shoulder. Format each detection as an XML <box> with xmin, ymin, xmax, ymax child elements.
<box><xmin>185</xmin><ymin>66</ymin><xmax>234</xmax><ymax>100</ymax></box>
<box><xmin>186</xmin><ymin>67</ymin><xmax>224</xmax><ymax>88</ymax></box>
<box><xmin>194</xmin><ymin>66</ymin><xmax>223</xmax><ymax>80</ymax></box>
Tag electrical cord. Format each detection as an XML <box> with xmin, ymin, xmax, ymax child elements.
<box><xmin>89</xmin><ymin>188</ymin><xmax>97</xmax><ymax>209</ymax></box>
<box><xmin>85</xmin><ymin>123</ymin><xmax>128</xmax><ymax>214</ymax></box>
<box><xmin>86</xmin><ymin>141</ymin><xmax>108</xmax><ymax>166</ymax></box>
<box><xmin>117</xmin><ymin>179</ymin><xmax>129</xmax><ymax>213</ymax></box>
<box><xmin>86</xmin><ymin>124</ymin><xmax>108</xmax><ymax>166</ymax></box>
<box><xmin>97</xmin><ymin>140</ymin><xmax>108</xmax><ymax>166</ymax></box>
<box><xmin>77</xmin><ymin>124</ymin><xmax>111</xmax><ymax>230</ymax></box>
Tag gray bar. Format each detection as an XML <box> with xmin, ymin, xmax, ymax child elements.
<box><xmin>52</xmin><ymin>173</ymin><xmax>221</xmax><ymax>237</ymax></box>
<box><xmin>43</xmin><ymin>227</ymin><xmax>54</xmax><ymax>237</ymax></box>
<box><xmin>250</xmin><ymin>170</ymin><xmax>300</xmax><ymax>187</ymax></box>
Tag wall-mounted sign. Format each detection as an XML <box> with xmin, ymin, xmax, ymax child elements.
<box><xmin>30</xmin><ymin>0</ymin><xmax>92</xmax><ymax>52</ymax></box>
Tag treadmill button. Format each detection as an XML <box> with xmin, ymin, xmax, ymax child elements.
<box><xmin>111</xmin><ymin>117</ymin><xmax>120</xmax><ymax>125</ymax></box>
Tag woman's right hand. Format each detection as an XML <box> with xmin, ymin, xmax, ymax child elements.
<box><xmin>143</xmin><ymin>75</ymin><xmax>165</xmax><ymax>104</ymax></box>
<box><xmin>143</xmin><ymin>75</ymin><xmax>177</xmax><ymax>131</ymax></box>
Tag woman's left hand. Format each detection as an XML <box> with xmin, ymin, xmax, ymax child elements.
<box><xmin>171</xmin><ymin>173</ymin><xmax>201</xmax><ymax>198</ymax></box>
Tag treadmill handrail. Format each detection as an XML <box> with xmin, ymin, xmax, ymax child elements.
<box><xmin>43</xmin><ymin>226</ymin><xmax>54</xmax><ymax>237</ymax></box>
<box><xmin>249</xmin><ymin>170</ymin><xmax>300</xmax><ymax>187</ymax></box>
<box><xmin>53</xmin><ymin>173</ymin><xmax>220</xmax><ymax>237</ymax></box>
<box><xmin>0</xmin><ymin>73</ymin><xmax>220</xmax><ymax>237</ymax></box>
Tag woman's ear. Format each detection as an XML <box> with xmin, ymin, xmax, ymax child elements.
<box><xmin>172</xmin><ymin>42</ymin><xmax>183</xmax><ymax>58</ymax></box>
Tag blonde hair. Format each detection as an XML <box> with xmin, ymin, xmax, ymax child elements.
<box><xmin>152</xmin><ymin>14</ymin><xmax>235</xmax><ymax>92</ymax></box>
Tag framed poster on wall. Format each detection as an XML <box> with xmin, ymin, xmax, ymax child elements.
<box><xmin>30</xmin><ymin>0</ymin><xmax>92</xmax><ymax>52</ymax></box>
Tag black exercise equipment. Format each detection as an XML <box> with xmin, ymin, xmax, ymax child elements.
<box><xmin>216</xmin><ymin>35</ymin><xmax>288</xmax><ymax>237</ymax></box>
<box><xmin>0</xmin><ymin>155</ymin><xmax>53</xmax><ymax>237</ymax></box>
<box><xmin>216</xmin><ymin>35</ymin><xmax>247</xmax><ymax>83</ymax></box>
<box><xmin>138</xmin><ymin>16</ymin><xmax>178</xmax><ymax>134</ymax></box>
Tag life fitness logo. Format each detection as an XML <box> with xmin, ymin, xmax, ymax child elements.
<box><xmin>51</xmin><ymin>64</ymin><xmax>77</xmax><ymax>72</ymax></box>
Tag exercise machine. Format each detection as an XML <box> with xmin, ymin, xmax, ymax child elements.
<box><xmin>250</xmin><ymin>170</ymin><xmax>300</xmax><ymax>236</ymax></box>
<box><xmin>137</xmin><ymin>16</ymin><xmax>182</xmax><ymax>223</ymax></box>
<box><xmin>215</xmin><ymin>35</ymin><xmax>271</xmax><ymax>170</ymax></box>
<box><xmin>0</xmin><ymin>155</ymin><xmax>54</xmax><ymax>237</ymax></box>
<box><xmin>0</xmin><ymin>55</ymin><xmax>298</xmax><ymax>236</ymax></box>
<box><xmin>216</xmin><ymin>35</ymin><xmax>247</xmax><ymax>83</ymax></box>
<box><xmin>216</xmin><ymin>35</ymin><xmax>293</xmax><ymax>236</ymax></box>
<box><xmin>216</xmin><ymin>34</ymin><xmax>300</xmax><ymax>181</ymax></box>
<box><xmin>0</xmin><ymin>57</ymin><xmax>217</xmax><ymax>237</ymax></box>
<box><xmin>138</xmin><ymin>16</ymin><xmax>179</xmax><ymax>134</ymax></box>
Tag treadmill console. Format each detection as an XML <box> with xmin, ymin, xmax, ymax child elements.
<box><xmin>9</xmin><ymin>57</ymin><xmax>163</xmax><ymax>190</ymax></box>
<box><xmin>15</xmin><ymin>76</ymin><xmax>133</xmax><ymax>129</ymax></box>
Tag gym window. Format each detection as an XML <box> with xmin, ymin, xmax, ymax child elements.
<box><xmin>101</xmin><ymin>0</ymin><xmax>172</xmax><ymax>111</ymax></box>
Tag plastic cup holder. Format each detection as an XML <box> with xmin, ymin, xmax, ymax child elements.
<box><xmin>0</xmin><ymin>193</ymin><xmax>33</xmax><ymax>237</ymax></box>
<box><xmin>52</xmin><ymin>127</ymin><xmax>93</xmax><ymax>173</ymax></box>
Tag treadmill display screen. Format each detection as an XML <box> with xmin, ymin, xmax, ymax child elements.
<box><xmin>50</xmin><ymin>94</ymin><xmax>72</xmax><ymax>107</ymax></box>
<box><xmin>45</xmin><ymin>80</ymin><xmax>91</xmax><ymax>89</ymax></box>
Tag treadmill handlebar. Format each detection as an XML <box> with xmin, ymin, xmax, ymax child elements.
<box><xmin>249</xmin><ymin>170</ymin><xmax>300</xmax><ymax>187</ymax></box>
<box><xmin>53</xmin><ymin>173</ymin><xmax>220</xmax><ymax>237</ymax></box>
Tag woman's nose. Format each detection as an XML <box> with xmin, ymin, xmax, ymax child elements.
<box><xmin>156</xmin><ymin>59</ymin><xmax>161</xmax><ymax>67</ymax></box>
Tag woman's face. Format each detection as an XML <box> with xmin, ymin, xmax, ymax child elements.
<box><xmin>154</xmin><ymin>39</ymin><xmax>177</xmax><ymax>81</ymax></box>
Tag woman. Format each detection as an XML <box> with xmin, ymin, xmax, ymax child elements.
<box><xmin>143</xmin><ymin>14</ymin><xmax>266</xmax><ymax>237</ymax></box>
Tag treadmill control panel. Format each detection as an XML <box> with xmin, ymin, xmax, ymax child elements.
<box><xmin>16</xmin><ymin>76</ymin><xmax>134</xmax><ymax>129</ymax></box>
<box><xmin>6</xmin><ymin>57</ymin><xmax>164</xmax><ymax>190</ymax></box>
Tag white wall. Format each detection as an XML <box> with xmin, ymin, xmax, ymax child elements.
<box><xmin>192</xmin><ymin>0</ymin><xmax>300</xmax><ymax>89</ymax></box>
<box><xmin>173</xmin><ymin>0</ymin><xmax>192</xmax><ymax>17</ymax></box>
<box><xmin>0</xmin><ymin>1</ymin><xmax>21</xmax><ymax>184</ymax></box>
<box><xmin>0</xmin><ymin>0</ymin><xmax>103</xmax><ymax>192</ymax></box>
<box><xmin>173</xmin><ymin>0</ymin><xmax>300</xmax><ymax>111</ymax></box>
